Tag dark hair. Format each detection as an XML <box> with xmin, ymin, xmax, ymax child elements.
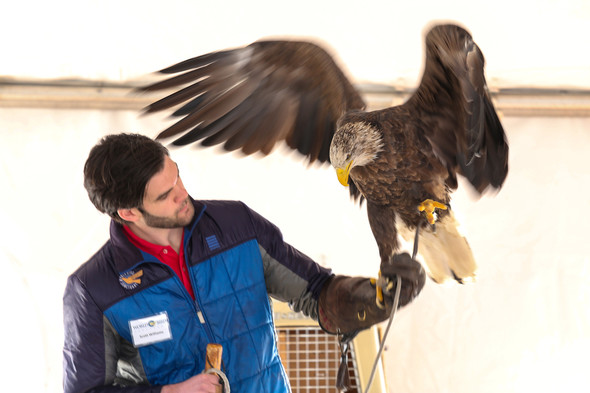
<box><xmin>83</xmin><ymin>133</ymin><xmax>169</xmax><ymax>223</ymax></box>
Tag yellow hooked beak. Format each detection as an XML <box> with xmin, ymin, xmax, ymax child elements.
<box><xmin>336</xmin><ymin>160</ymin><xmax>353</xmax><ymax>187</ymax></box>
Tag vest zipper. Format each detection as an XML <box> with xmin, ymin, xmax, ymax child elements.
<box><xmin>135</xmin><ymin>257</ymin><xmax>217</xmax><ymax>344</ymax></box>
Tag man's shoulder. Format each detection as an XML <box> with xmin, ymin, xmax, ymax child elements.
<box><xmin>65</xmin><ymin>239</ymin><xmax>138</xmax><ymax>310</ymax></box>
<box><xmin>191</xmin><ymin>200</ymin><xmax>261</xmax><ymax>245</ymax></box>
<box><xmin>200</xmin><ymin>199</ymin><xmax>247</xmax><ymax>210</ymax></box>
<box><xmin>69</xmin><ymin>240</ymin><xmax>115</xmax><ymax>283</ymax></box>
<box><xmin>199</xmin><ymin>199</ymin><xmax>253</xmax><ymax>221</ymax></box>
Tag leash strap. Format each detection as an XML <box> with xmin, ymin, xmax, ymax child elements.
<box><xmin>362</xmin><ymin>225</ymin><xmax>421</xmax><ymax>393</ymax></box>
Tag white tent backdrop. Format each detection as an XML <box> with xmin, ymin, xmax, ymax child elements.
<box><xmin>2</xmin><ymin>0</ymin><xmax>589</xmax><ymax>87</ymax></box>
<box><xmin>1</xmin><ymin>1</ymin><xmax>589</xmax><ymax>392</ymax></box>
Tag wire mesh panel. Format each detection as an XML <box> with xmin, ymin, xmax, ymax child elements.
<box><xmin>277</xmin><ymin>327</ymin><xmax>360</xmax><ymax>393</ymax></box>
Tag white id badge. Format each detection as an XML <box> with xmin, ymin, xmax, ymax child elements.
<box><xmin>129</xmin><ymin>312</ymin><xmax>172</xmax><ymax>347</ymax></box>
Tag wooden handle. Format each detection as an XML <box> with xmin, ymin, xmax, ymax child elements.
<box><xmin>205</xmin><ymin>344</ymin><xmax>223</xmax><ymax>393</ymax></box>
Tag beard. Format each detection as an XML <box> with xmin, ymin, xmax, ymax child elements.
<box><xmin>139</xmin><ymin>198</ymin><xmax>195</xmax><ymax>229</ymax></box>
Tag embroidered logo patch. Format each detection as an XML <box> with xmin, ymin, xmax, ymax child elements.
<box><xmin>206</xmin><ymin>235</ymin><xmax>220</xmax><ymax>251</ymax></box>
<box><xmin>119</xmin><ymin>269</ymin><xmax>143</xmax><ymax>290</ymax></box>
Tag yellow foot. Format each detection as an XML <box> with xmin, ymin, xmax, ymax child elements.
<box><xmin>371</xmin><ymin>272</ymin><xmax>386</xmax><ymax>310</ymax></box>
<box><xmin>372</xmin><ymin>271</ymin><xmax>394</xmax><ymax>310</ymax></box>
<box><xmin>418</xmin><ymin>199</ymin><xmax>448</xmax><ymax>225</ymax></box>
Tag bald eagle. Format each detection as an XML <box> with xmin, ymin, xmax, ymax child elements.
<box><xmin>138</xmin><ymin>23</ymin><xmax>509</xmax><ymax>285</ymax></box>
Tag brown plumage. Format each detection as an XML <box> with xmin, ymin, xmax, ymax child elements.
<box><xmin>138</xmin><ymin>23</ymin><xmax>509</xmax><ymax>283</ymax></box>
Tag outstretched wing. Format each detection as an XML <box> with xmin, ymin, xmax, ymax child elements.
<box><xmin>409</xmin><ymin>24</ymin><xmax>509</xmax><ymax>193</ymax></box>
<box><xmin>138</xmin><ymin>40</ymin><xmax>366</xmax><ymax>164</ymax></box>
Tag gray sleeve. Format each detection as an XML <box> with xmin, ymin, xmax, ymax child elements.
<box><xmin>259</xmin><ymin>244</ymin><xmax>327</xmax><ymax>320</ymax></box>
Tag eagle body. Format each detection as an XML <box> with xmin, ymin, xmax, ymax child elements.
<box><xmin>333</xmin><ymin>107</ymin><xmax>454</xmax><ymax>274</ymax></box>
<box><xmin>140</xmin><ymin>23</ymin><xmax>509</xmax><ymax>284</ymax></box>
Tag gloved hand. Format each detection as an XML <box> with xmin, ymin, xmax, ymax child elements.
<box><xmin>380</xmin><ymin>252</ymin><xmax>426</xmax><ymax>308</ymax></box>
<box><xmin>318</xmin><ymin>253</ymin><xmax>425</xmax><ymax>335</ymax></box>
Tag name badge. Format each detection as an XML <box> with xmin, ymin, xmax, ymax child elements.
<box><xmin>129</xmin><ymin>312</ymin><xmax>172</xmax><ymax>347</ymax></box>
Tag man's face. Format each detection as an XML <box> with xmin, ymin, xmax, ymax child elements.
<box><xmin>138</xmin><ymin>156</ymin><xmax>195</xmax><ymax>229</ymax></box>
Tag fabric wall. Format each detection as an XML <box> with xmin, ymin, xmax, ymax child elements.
<box><xmin>2</xmin><ymin>0</ymin><xmax>589</xmax><ymax>87</ymax></box>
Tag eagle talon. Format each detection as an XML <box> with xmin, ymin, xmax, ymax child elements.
<box><xmin>418</xmin><ymin>199</ymin><xmax>447</xmax><ymax>225</ymax></box>
<box><xmin>376</xmin><ymin>296</ymin><xmax>385</xmax><ymax>310</ymax></box>
<box><xmin>386</xmin><ymin>280</ymin><xmax>394</xmax><ymax>292</ymax></box>
<box><xmin>373</xmin><ymin>274</ymin><xmax>387</xmax><ymax>309</ymax></box>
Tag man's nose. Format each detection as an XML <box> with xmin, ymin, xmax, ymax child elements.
<box><xmin>174</xmin><ymin>182</ymin><xmax>188</xmax><ymax>202</ymax></box>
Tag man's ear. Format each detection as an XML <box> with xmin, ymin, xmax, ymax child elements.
<box><xmin>117</xmin><ymin>208</ymin><xmax>141</xmax><ymax>223</ymax></box>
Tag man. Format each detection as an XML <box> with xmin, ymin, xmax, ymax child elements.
<box><xmin>63</xmin><ymin>133</ymin><xmax>425</xmax><ymax>393</ymax></box>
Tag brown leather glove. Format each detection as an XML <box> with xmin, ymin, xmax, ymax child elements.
<box><xmin>318</xmin><ymin>253</ymin><xmax>425</xmax><ymax>335</ymax></box>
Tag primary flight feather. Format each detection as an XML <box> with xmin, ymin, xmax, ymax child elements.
<box><xmin>138</xmin><ymin>23</ymin><xmax>509</xmax><ymax>284</ymax></box>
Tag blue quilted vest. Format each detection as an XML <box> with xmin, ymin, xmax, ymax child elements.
<box><xmin>103</xmin><ymin>204</ymin><xmax>291</xmax><ymax>393</ymax></box>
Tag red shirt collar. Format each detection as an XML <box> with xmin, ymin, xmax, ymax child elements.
<box><xmin>122</xmin><ymin>225</ymin><xmax>178</xmax><ymax>257</ymax></box>
<box><xmin>122</xmin><ymin>225</ymin><xmax>194</xmax><ymax>299</ymax></box>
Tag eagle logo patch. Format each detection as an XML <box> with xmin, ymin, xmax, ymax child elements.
<box><xmin>119</xmin><ymin>269</ymin><xmax>143</xmax><ymax>290</ymax></box>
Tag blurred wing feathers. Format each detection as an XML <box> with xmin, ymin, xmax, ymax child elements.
<box><xmin>411</xmin><ymin>24</ymin><xmax>509</xmax><ymax>194</ymax></box>
<box><xmin>139</xmin><ymin>40</ymin><xmax>365</xmax><ymax>164</ymax></box>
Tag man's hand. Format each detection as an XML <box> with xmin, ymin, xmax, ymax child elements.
<box><xmin>380</xmin><ymin>252</ymin><xmax>426</xmax><ymax>308</ymax></box>
<box><xmin>161</xmin><ymin>373</ymin><xmax>220</xmax><ymax>393</ymax></box>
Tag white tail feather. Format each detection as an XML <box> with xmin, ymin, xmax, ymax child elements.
<box><xmin>398</xmin><ymin>210</ymin><xmax>477</xmax><ymax>284</ymax></box>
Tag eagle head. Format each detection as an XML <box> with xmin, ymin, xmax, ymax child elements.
<box><xmin>329</xmin><ymin>121</ymin><xmax>384</xmax><ymax>187</ymax></box>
